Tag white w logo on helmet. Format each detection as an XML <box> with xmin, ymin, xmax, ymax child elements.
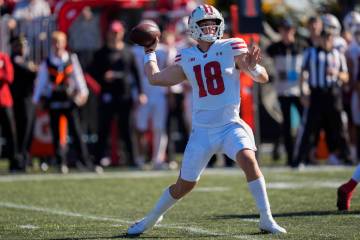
<box><xmin>188</xmin><ymin>5</ymin><xmax>225</xmax><ymax>42</ymax></box>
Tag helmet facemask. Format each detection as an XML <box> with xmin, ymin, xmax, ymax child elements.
<box><xmin>188</xmin><ymin>5</ymin><xmax>225</xmax><ymax>42</ymax></box>
<box><xmin>196</xmin><ymin>19</ymin><xmax>223</xmax><ymax>42</ymax></box>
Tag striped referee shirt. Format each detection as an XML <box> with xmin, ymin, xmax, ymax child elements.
<box><xmin>301</xmin><ymin>47</ymin><xmax>348</xmax><ymax>90</ymax></box>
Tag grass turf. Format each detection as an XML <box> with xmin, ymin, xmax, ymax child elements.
<box><xmin>0</xmin><ymin>167</ymin><xmax>359</xmax><ymax>240</ymax></box>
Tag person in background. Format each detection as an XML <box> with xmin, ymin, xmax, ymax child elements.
<box><xmin>10</xmin><ymin>35</ymin><xmax>37</xmax><ymax>167</ymax></box>
<box><xmin>89</xmin><ymin>20</ymin><xmax>146</xmax><ymax>168</ymax></box>
<box><xmin>338</xmin><ymin>25</ymin><xmax>360</xmax><ymax>208</ymax></box>
<box><xmin>12</xmin><ymin>0</ymin><xmax>50</xmax><ymax>20</ymax></box>
<box><xmin>348</xmin><ymin>22</ymin><xmax>360</xmax><ymax>162</ymax></box>
<box><xmin>266</xmin><ymin>17</ymin><xmax>306</xmax><ymax>166</ymax></box>
<box><xmin>0</xmin><ymin>51</ymin><xmax>23</xmax><ymax>172</ymax></box>
<box><xmin>342</xmin><ymin>11</ymin><xmax>360</xmax><ymax>44</ymax></box>
<box><xmin>293</xmin><ymin>27</ymin><xmax>350</xmax><ymax>168</ymax></box>
<box><xmin>306</xmin><ymin>16</ymin><xmax>323</xmax><ymax>47</ymax></box>
<box><xmin>68</xmin><ymin>6</ymin><xmax>102</xmax><ymax>69</ymax></box>
<box><xmin>32</xmin><ymin>31</ymin><xmax>95</xmax><ymax>173</ymax></box>
<box><xmin>132</xmin><ymin>23</ymin><xmax>169</xmax><ymax>170</ymax></box>
<box><xmin>68</xmin><ymin>6</ymin><xmax>102</xmax><ymax>157</ymax></box>
<box><xmin>0</xmin><ymin>0</ymin><xmax>12</xmax><ymax>16</ymax></box>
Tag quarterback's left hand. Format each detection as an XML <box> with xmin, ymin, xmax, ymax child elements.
<box><xmin>246</xmin><ymin>45</ymin><xmax>262</xmax><ymax>70</ymax></box>
<box><xmin>235</xmin><ymin>45</ymin><xmax>262</xmax><ymax>71</ymax></box>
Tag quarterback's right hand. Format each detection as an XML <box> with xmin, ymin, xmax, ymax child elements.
<box><xmin>145</xmin><ymin>36</ymin><xmax>159</xmax><ymax>53</ymax></box>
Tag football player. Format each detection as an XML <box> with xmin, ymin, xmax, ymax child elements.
<box><xmin>338</xmin><ymin>22</ymin><xmax>360</xmax><ymax>211</ymax></box>
<box><xmin>348</xmin><ymin>21</ymin><xmax>360</xmax><ymax>162</ymax></box>
<box><xmin>127</xmin><ymin>5</ymin><xmax>286</xmax><ymax>235</ymax></box>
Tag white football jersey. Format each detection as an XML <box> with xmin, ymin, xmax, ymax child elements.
<box><xmin>176</xmin><ymin>38</ymin><xmax>248</xmax><ymax>127</ymax></box>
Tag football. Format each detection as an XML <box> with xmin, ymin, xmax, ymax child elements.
<box><xmin>130</xmin><ymin>21</ymin><xmax>161</xmax><ymax>47</ymax></box>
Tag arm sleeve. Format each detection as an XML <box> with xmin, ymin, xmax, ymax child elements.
<box><xmin>71</xmin><ymin>53</ymin><xmax>89</xmax><ymax>97</ymax></box>
<box><xmin>32</xmin><ymin>62</ymin><xmax>49</xmax><ymax>103</ymax></box>
<box><xmin>228</xmin><ymin>38</ymin><xmax>248</xmax><ymax>57</ymax></box>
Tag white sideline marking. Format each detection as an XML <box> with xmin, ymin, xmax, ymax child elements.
<box><xmin>0</xmin><ymin>202</ymin><xmax>131</xmax><ymax>224</ymax></box>
<box><xmin>194</xmin><ymin>187</ymin><xmax>230</xmax><ymax>192</ymax></box>
<box><xmin>241</xmin><ymin>219</ymin><xmax>259</xmax><ymax>223</ymax></box>
<box><xmin>0</xmin><ymin>202</ymin><xmax>258</xmax><ymax>239</ymax></box>
<box><xmin>0</xmin><ymin>166</ymin><xmax>355</xmax><ymax>183</ymax></box>
<box><xmin>267</xmin><ymin>181</ymin><xmax>343</xmax><ymax>189</ymax></box>
<box><xmin>18</xmin><ymin>224</ymin><xmax>39</xmax><ymax>229</ymax></box>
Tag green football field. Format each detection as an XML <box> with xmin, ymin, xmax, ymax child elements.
<box><xmin>0</xmin><ymin>167</ymin><xmax>359</xmax><ymax>240</ymax></box>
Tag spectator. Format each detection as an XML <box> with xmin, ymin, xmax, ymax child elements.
<box><xmin>167</xmin><ymin>27</ymin><xmax>193</xmax><ymax>163</ymax></box>
<box><xmin>266</xmin><ymin>17</ymin><xmax>307</xmax><ymax>166</ymax></box>
<box><xmin>306</xmin><ymin>16</ymin><xmax>323</xmax><ymax>47</ymax></box>
<box><xmin>293</xmin><ymin>28</ymin><xmax>351</xmax><ymax>168</ymax></box>
<box><xmin>133</xmin><ymin>24</ymin><xmax>170</xmax><ymax>170</ymax></box>
<box><xmin>321</xmin><ymin>14</ymin><xmax>347</xmax><ymax>53</ymax></box>
<box><xmin>0</xmin><ymin>51</ymin><xmax>23</xmax><ymax>172</ymax></box>
<box><xmin>342</xmin><ymin>11</ymin><xmax>360</xmax><ymax>44</ymax></box>
<box><xmin>89</xmin><ymin>20</ymin><xmax>145</xmax><ymax>167</ymax></box>
<box><xmin>10</xmin><ymin>35</ymin><xmax>37</xmax><ymax>166</ymax></box>
<box><xmin>68</xmin><ymin>6</ymin><xmax>102</xmax><ymax>155</ymax></box>
<box><xmin>68</xmin><ymin>6</ymin><xmax>102</xmax><ymax>69</ymax></box>
<box><xmin>32</xmin><ymin>31</ymin><xmax>95</xmax><ymax>173</ymax></box>
<box><xmin>12</xmin><ymin>0</ymin><xmax>50</xmax><ymax>20</ymax></box>
<box><xmin>0</xmin><ymin>0</ymin><xmax>11</xmax><ymax>16</ymax></box>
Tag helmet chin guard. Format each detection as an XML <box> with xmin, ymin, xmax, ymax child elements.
<box><xmin>188</xmin><ymin>5</ymin><xmax>225</xmax><ymax>42</ymax></box>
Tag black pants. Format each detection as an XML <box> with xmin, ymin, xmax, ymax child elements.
<box><xmin>49</xmin><ymin>107</ymin><xmax>91</xmax><ymax>167</ymax></box>
<box><xmin>293</xmin><ymin>91</ymin><xmax>350</xmax><ymax>167</ymax></box>
<box><xmin>278</xmin><ymin>96</ymin><xmax>303</xmax><ymax>166</ymax></box>
<box><xmin>0</xmin><ymin>107</ymin><xmax>22</xmax><ymax>170</ymax></box>
<box><xmin>96</xmin><ymin>99</ymin><xmax>135</xmax><ymax>166</ymax></box>
<box><xmin>13</xmin><ymin>97</ymin><xmax>35</xmax><ymax>163</ymax></box>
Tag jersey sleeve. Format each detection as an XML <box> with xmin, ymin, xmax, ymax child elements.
<box><xmin>174</xmin><ymin>51</ymin><xmax>182</xmax><ymax>64</ymax></box>
<box><xmin>227</xmin><ymin>38</ymin><xmax>248</xmax><ymax>57</ymax></box>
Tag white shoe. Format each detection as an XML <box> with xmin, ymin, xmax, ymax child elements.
<box><xmin>259</xmin><ymin>216</ymin><xmax>286</xmax><ymax>234</ymax></box>
<box><xmin>127</xmin><ymin>215</ymin><xmax>163</xmax><ymax>236</ymax></box>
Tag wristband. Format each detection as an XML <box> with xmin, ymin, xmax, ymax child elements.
<box><xmin>249</xmin><ymin>64</ymin><xmax>262</xmax><ymax>77</ymax></box>
<box><xmin>144</xmin><ymin>52</ymin><xmax>157</xmax><ymax>64</ymax></box>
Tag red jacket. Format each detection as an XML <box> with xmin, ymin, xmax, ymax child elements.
<box><xmin>0</xmin><ymin>52</ymin><xmax>14</xmax><ymax>107</ymax></box>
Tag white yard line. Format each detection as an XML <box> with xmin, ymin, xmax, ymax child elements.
<box><xmin>0</xmin><ymin>166</ymin><xmax>354</xmax><ymax>183</ymax></box>
<box><xmin>0</xmin><ymin>201</ymin><xmax>131</xmax><ymax>224</ymax></box>
<box><xmin>18</xmin><ymin>224</ymin><xmax>39</xmax><ymax>229</ymax></box>
<box><xmin>0</xmin><ymin>201</ymin><xmax>258</xmax><ymax>239</ymax></box>
<box><xmin>267</xmin><ymin>181</ymin><xmax>343</xmax><ymax>189</ymax></box>
<box><xmin>194</xmin><ymin>187</ymin><xmax>230</xmax><ymax>192</ymax></box>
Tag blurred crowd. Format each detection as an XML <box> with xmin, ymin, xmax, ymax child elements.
<box><xmin>0</xmin><ymin>0</ymin><xmax>359</xmax><ymax>174</ymax></box>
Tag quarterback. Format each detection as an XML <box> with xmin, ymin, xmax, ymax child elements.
<box><xmin>127</xmin><ymin>4</ymin><xmax>286</xmax><ymax>235</ymax></box>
